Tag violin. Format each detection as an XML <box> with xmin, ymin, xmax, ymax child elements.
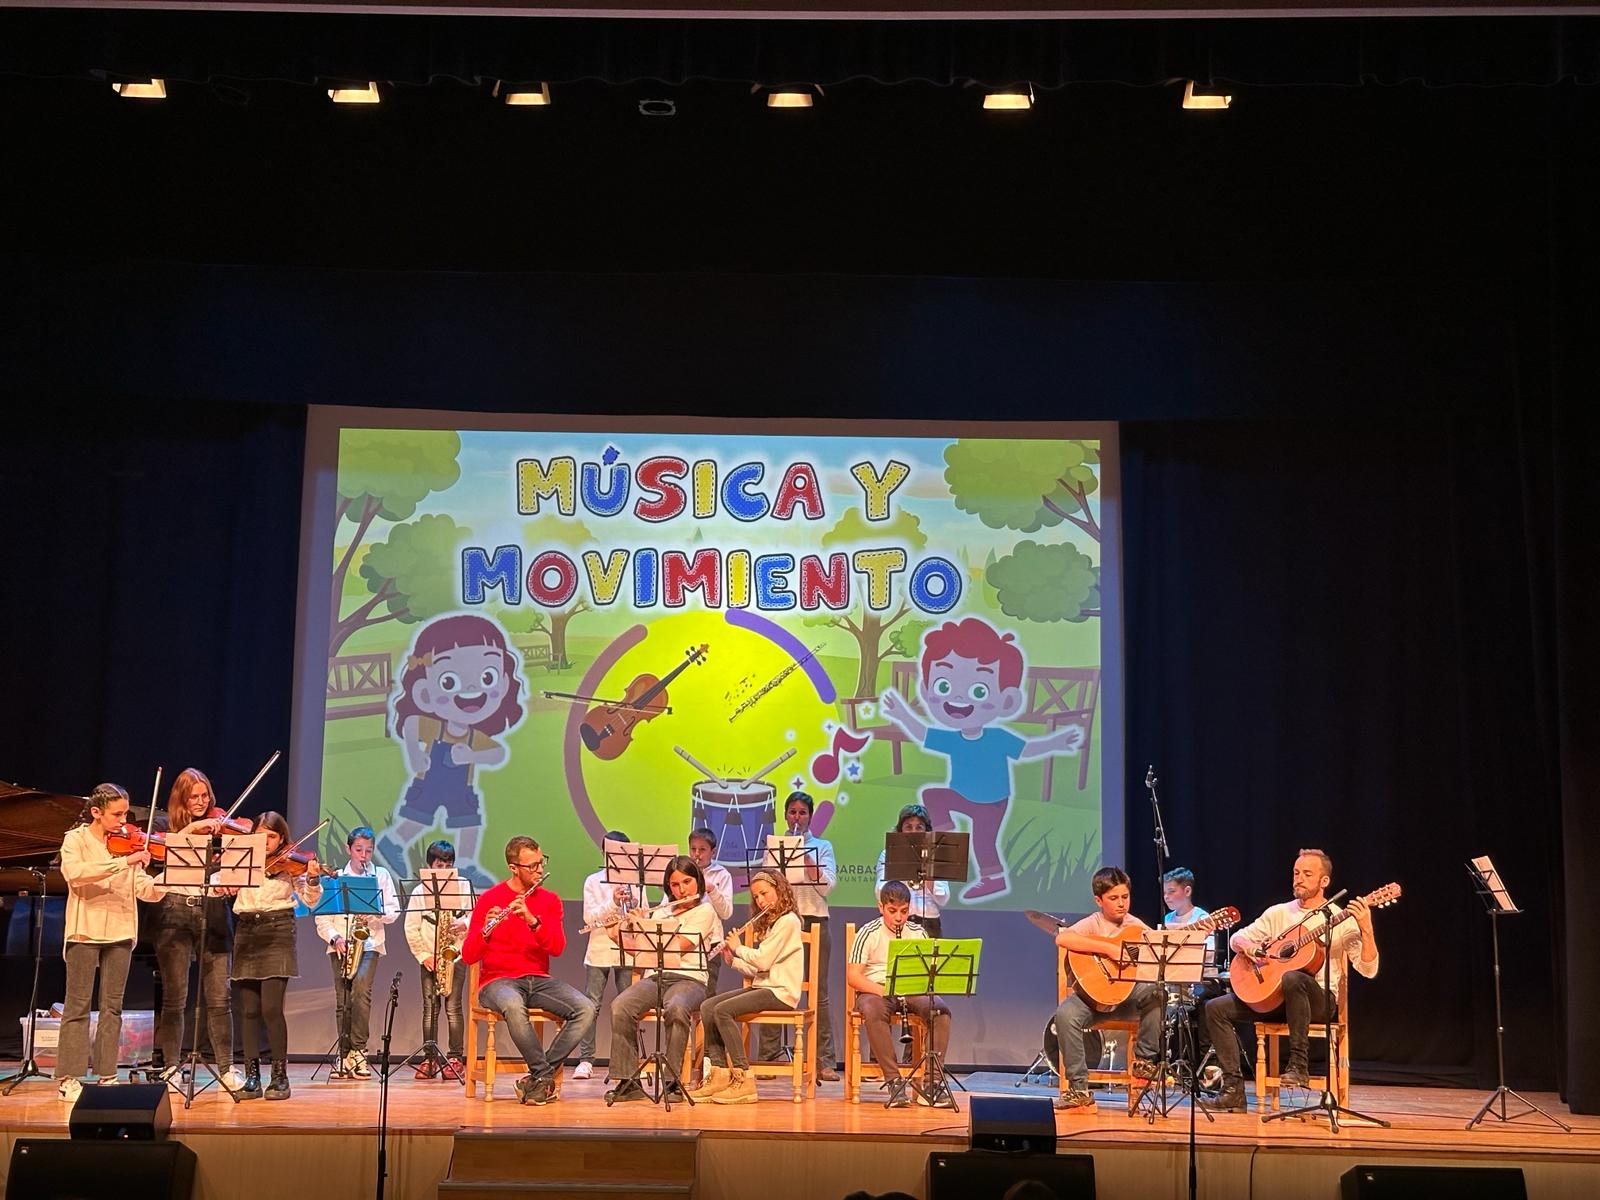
<box><xmin>579</xmin><ymin>644</ymin><xmax>708</xmax><ymax>760</ymax></box>
<box><xmin>265</xmin><ymin>847</ymin><xmax>336</xmax><ymax>880</ymax></box>
<box><xmin>107</xmin><ymin>824</ymin><xmax>168</xmax><ymax>861</ymax></box>
<box><xmin>200</xmin><ymin>807</ymin><xmax>254</xmax><ymax>835</ymax></box>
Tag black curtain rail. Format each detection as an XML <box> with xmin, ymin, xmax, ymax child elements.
<box><xmin>1</xmin><ymin>12</ymin><xmax>1599</xmax><ymax>90</ymax></box>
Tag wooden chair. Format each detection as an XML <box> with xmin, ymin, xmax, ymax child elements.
<box><xmin>732</xmin><ymin>924</ymin><xmax>820</xmax><ymax>1102</ymax></box>
<box><xmin>1254</xmin><ymin>980</ymin><xmax>1350</xmax><ymax>1113</ymax></box>
<box><xmin>1055</xmin><ymin>948</ymin><xmax>1141</xmax><ymax>1113</ymax></box>
<box><xmin>463</xmin><ymin>959</ymin><xmax>567</xmax><ymax>1101</ymax></box>
<box><xmin>842</xmin><ymin>921</ymin><xmax>928</xmax><ymax>1104</ymax></box>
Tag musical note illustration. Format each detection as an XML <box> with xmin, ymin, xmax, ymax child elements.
<box><xmin>810</xmin><ymin>726</ymin><xmax>871</xmax><ymax>785</ymax></box>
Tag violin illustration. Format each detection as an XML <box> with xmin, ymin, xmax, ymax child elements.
<box><xmin>578</xmin><ymin>644</ymin><xmax>708</xmax><ymax>760</ymax></box>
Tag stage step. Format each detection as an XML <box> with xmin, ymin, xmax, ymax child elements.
<box><xmin>440</xmin><ymin>1130</ymin><xmax>698</xmax><ymax>1199</ymax></box>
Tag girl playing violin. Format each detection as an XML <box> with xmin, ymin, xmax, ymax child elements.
<box><xmin>690</xmin><ymin>868</ymin><xmax>803</xmax><ymax>1105</ymax></box>
<box><xmin>603</xmin><ymin>857</ymin><xmax>723</xmax><ymax>1104</ymax></box>
<box><xmin>55</xmin><ymin>784</ymin><xmax>166</xmax><ymax>1102</ymax></box>
<box><xmin>151</xmin><ymin>767</ymin><xmax>243</xmax><ymax>1089</ymax></box>
<box><xmin>231</xmin><ymin>811</ymin><xmax>323</xmax><ymax>1100</ymax></box>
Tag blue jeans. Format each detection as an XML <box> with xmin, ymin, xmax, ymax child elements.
<box><xmin>1054</xmin><ymin>983</ymin><xmax>1163</xmax><ymax>1089</ymax></box>
<box><xmin>477</xmin><ymin>974</ymin><xmax>597</xmax><ymax>1079</ymax></box>
<box><xmin>578</xmin><ymin>964</ymin><xmax>630</xmax><ymax>1062</ymax></box>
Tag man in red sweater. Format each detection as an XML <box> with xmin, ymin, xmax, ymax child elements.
<box><xmin>460</xmin><ymin>836</ymin><xmax>597</xmax><ymax>1105</ymax></box>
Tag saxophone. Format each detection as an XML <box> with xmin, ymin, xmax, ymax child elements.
<box><xmin>434</xmin><ymin>911</ymin><xmax>461</xmax><ymax>999</ymax></box>
<box><xmin>343</xmin><ymin>915</ymin><xmax>371</xmax><ymax>981</ymax></box>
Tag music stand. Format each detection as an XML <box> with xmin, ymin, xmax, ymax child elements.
<box><xmin>161</xmin><ymin>830</ymin><xmax>265</xmax><ymax>1107</ymax></box>
<box><xmin>884</xmin><ymin>936</ymin><xmax>981</xmax><ymax>1110</ymax></box>
<box><xmin>606</xmin><ymin>916</ymin><xmax>707</xmax><ymax>1110</ymax></box>
<box><xmin>1465</xmin><ymin>856</ymin><xmax>1570</xmax><ymax>1132</ymax></box>
<box><xmin>1126</xmin><ymin>927</ymin><xmax>1211</xmax><ymax>1123</ymax></box>
<box><xmin>1262</xmin><ymin>897</ymin><xmax>1388</xmax><ymax>1132</ymax></box>
<box><xmin>884</xmin><ymin>831</ymin><xmax>971</xmax><ymax>903</ymax></box>
<box><xmin>604</xmin><ymin>838</ymin><xmax>676</xmax><ymax>903</ymax></box>
<box><xmin>392</xmin><ymin>868</ymin><xmax>476</xmax><ymax>1082</ymax></box>
<box><xmin>309</xmin><ymin>874</ymin><xmax>385</xmax><ymax>1081</ymax></box>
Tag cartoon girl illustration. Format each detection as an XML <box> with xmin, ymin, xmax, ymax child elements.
<box><xmin>375</xmin><ymin>614</ymin><xmax>525</xmax><ymax>891</ymax></box>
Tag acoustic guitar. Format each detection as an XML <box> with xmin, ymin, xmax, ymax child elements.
<box><xmin>1029</xmin><ymin>906</ymin><xmax>1241</xmax><ymax>1011</ymax></box>
<box><xmin>1228</xmin><ymin>882</ymin><xmax>1402</xmax><ymax>1013</ymax></box>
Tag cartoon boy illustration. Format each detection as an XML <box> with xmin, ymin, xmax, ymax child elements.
<box><xmin>376</xmin><ymin>613</ymin><xmax>526</xmax><ymax>892</ymax></box>
<box><xmin>879</xmin><ymin>616</ymin><xmax>1084</xmax><ymax>903</ymax></box>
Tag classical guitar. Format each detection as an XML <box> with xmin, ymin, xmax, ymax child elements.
<box><xmin>1228</xmin><ymin>882</ymin><xmax>1402</xmax><ymax>1013</ymax></box>
<box><xmin>1028</xmin><ymin>906</ymin><xmax>1241</xmax><ymax>1011</ymax></box>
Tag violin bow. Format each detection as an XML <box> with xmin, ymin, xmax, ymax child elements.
<box><xmin>145</xmin><ymin>766</ymin><xmax>162</xmax><ymax>838</ymax></box>
<box><xmin>220</xmin><ymin>750</ymin><xmax>281</xmax><ymax>825</ymax></box>
<box><xmin>274</xmin><ymin>817</ymin><xmax>330</xmax><ymax>862</ymax></box>
<box><xmin>541</xmin><ymin>690</ymin><xmax>671</xmax><ymax>715</ymax></box>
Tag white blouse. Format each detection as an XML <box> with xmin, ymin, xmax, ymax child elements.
<box><xmin>60</xmin><ymin>825</ymin><xmax>163</xmax><ymax>948</ymax></box>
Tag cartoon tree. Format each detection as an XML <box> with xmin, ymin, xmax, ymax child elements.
<box><xmin>521</xmin><ymin>514</ymin><xmax>598</xmax><ymax>669</ymax></box>
<box><xmin>943</xmin><ymin>439</ymin><xmax>1101</xmax><ymax>542</ymax></box>
<box><xmin>331</xmin><ymin>514</ymin><xmax>470</xmax><ymax>651</ymax></box>
<box><xmin>886</xmin><ymin>618</ymin><xmax>935</xmax><ymax>660</ymax></box>
<box><xmin>986</xmin><ymin>540</ymin><xmax>1101</xmax><ymax>623</ymax></box>
<box><xmin>805</xmin><ymin>508</ymin><xmax>929</xmax><ymax>697</ymax></box>
<box><xmin>330</xmin><ymin>430</ymin><xmax>463</xmax><ymax>654</ymax></box>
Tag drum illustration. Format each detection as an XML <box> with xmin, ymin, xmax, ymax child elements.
<box><xmin>690</xmin><ymin>779</ymin><xmax>777</xmax><ymax>887</ymax></box>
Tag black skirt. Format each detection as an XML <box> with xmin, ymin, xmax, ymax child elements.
<box><xmin>232</xmin><ymin>909</ymin><xmax>299</xmax><ymax>980</ymax></box>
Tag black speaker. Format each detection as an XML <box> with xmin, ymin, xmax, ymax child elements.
<box><xmin>7</xmin><ymin>1139</ymin><xmax>197</xmax><ymax>1200</ymax></box>
<box><xmin>929</xmin><ymin>1150</ymin><xmax>1096</xmax><ymax>1200</ymax></box>
<box><xmin>1340</xmin><ymin>1164</ymin><xmax>1527</xmax><ymax>1199</ymax></box>
<box><xmin>68</xmin><ymin>1082</ymin><xmax>172</xmax><ymax>1140</ymax></box>
<box><xmin>967</xmin><ymin>1094</ymin><xmax>1057</xmax><ymax>1154</ymax></box>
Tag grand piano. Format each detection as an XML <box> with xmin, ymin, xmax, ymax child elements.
<box><xmin>0</xmin><ymin>781</ymin><xmax>90</xmax><ymax>895</ymax></box>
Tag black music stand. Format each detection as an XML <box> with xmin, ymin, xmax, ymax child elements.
<box><xmin>0</xmin><ymin>866</ymin><xmax>53</xmax><ymax>1095</ymax></box>
<box><xmin>1465</xmin><ymin>856</ymin><xmax>1570</xmax><ymax>1133</ymax></box>
<box><xmin>1128</xmin><ymin>926</ymin><xmax>1212</xmax><ymax>1123</ymax></box>
<box><xmin>605</xmin><ymin>916</ymin><xmax>708</xmax><ymax>1110</ymax></box>
<box><xmin>161</xmin><ymin>830</ymin><xmax>264</xmax><ymax>1107</ymax></box>
<box><xmin>1261</xmin><ymin>896</ymin><xmax>1388</xmax><ymax>1132</ymax></box>
<box><xmin>884</xmin><ymin>937</ymin><xmax>980</xmax><ymax>1110</ymax></box>
<box><xmin>604</xmin><ymin>838</ymin><xmax>676</xmax><ymax>904</ymax></box>
<box><xmin>310</xmin><ymin>874</ymin><xmax>386</xmax><ymax>1082</ymax></box>
<box><xmin>391</xmin><ymin>868</ymin><xmax>476</xmax><ymax>1082</ymax></box>
<box><xmin>884</xmin><ymin>831</ymin><xmax>971</xmax><ymax>903</ymax></box>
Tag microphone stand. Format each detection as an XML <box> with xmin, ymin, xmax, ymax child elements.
<box><xmin>0</xmin><ymin>866</ymin><xmax>52</xmax><ymax>1095</ymax></box>
<box><xmin>1145</xmin><ymin>766</ymin><xmax>1169</xmax><ymax>924</ymax></box>
<box><xmin>376</xmin><ymin>972</ymin><xmax>401</xmax><ymax>1200</ymax></box>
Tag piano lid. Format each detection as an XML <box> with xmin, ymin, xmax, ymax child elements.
<box><xmin>0</xmin><ymin>781</ymin><xmax>88</xmax><ymax>893</ymax></box>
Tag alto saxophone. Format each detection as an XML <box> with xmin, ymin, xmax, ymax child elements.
<box><xmin>344</xmin><ymin>915</ymin><xmax>371</xmax><ymax>980</ymax></box>
<box><xmin>434</xmin><ymin>911</ymin><xmax>461</xmax><ymax>999</ymax></box>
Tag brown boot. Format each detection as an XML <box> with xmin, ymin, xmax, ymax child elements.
<box><xmin>712</xmin><ymin>1068</ymin><xmax>758</xmax><ymax>1104</ymax></box>
<box><xmin>688</xmin><ymin>1063</ymin><xmax>732</xmax><ymax>1100</ymax></box>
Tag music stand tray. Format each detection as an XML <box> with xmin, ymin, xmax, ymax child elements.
<box><xmin>753</xmin><ymin>835</ymin><xmax>826</xmax><ymax>889</ymax></box>
<box><xmin>1127</xmin><ymin>927</ymin><xmax>1211</xmax><ymax>1121</ymax></box>
<box><xmin>884</xmin><ymin>831</ymin><xmax>972</xmax><ymax>891</ymax></box>
<box><xmin>604</xmin><ymin>838</ymin><xmax>676</xmax><ymax>897</ymax></box>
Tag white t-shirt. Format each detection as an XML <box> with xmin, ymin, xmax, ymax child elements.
<box><xmin>848</xmin><ymin>915</ymin><xmax>930</xmax><ymax>988</ymax></box>
<box><xmin>701</xmin><ymin>863</ymin><xmax>735</xmax><ymax>922</ymax></box>
<box><xmin>1164</xmin><ymin>905</ymin><xmax>1212</xmax><ymax>928</ymax></box>
<box><xmin>581</xmin><ymin>868</ymin><xmax>648</xmax><ymax>968</ymax></box>
<box><xmin>626</xmin><ymin>898</ymin><xmax>723</xmax><ymax>987</ymax></box>
<box><xmin>791</xmin><ymin>836</ymin><xmax>836</xmax><ymax>919</ymax></box>
<box><xmin>313</xmin><ymin>863</ymin><xmax>400</xmax><ymax>954</ymax></box>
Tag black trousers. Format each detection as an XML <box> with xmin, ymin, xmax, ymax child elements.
<box><xmin>1203</xmin><ymin>972</ymin><xmax>1336</xmax><ymax>1079</ymax></box>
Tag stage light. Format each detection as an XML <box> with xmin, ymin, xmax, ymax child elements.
<box><xmin>110</xmin><ymin>78</ymin><xmax>166</xmax><ymax>100</ymax></box>
<box><xmin>755</xmin><ymin>84</ymin><xmax>821</xmax><ymax>108</ymax></box>
<box><xmin>327</xmin><ymin>81</ymin><xmax>381</xmax><ymax>105</ymax></box>
<box><xmin>983</xmin><ymin>85</ymin><xmax>1034</xmax><ymax>112</ymax></box>
<box><xmin>494</xmin><ymin>81</ymin><xmax>551</xmax><ymax>106</ymax></box>
<box><xmin>1182</xmin><ymin>80</ymin><xmax>1232</xmax><ymax>110</ymax></box>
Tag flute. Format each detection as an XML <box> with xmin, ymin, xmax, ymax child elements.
<box><xmin>578</xmin><ymin>893</ymin><xmax>702</xmax><ymax>934</ymax></box>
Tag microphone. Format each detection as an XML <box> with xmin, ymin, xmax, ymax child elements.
<box><xmin>390</xmin><ymin>972</ymin><xmax>402</xmax><ymax>1001</ymax></box>
<box><xmin>1145</xmin><ymin>765</ymin><xmax>1157</xmax><ymax>788</ymax></box>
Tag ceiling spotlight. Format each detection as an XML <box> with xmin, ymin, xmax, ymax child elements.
<box><xmin>110</xmin><ymin>78</ymin><xmax>166</xmax><ymax>100</ymax></box>
<box><xmin>757</xmin><ymin>84</ymin><xmax>822</xmax><ymax>109</ymax></box>
<box><xmin>1182</xmin><ymin>80</ymin><xmax>1232</xmax><ymax>110</ymax></box>
<box><xmin>327</xmin><ymin>81</ymin><xmax>381</xmax><ymax>105</ymax></box>
<box><xmin>494</xmin><ymin>81</ymin><xmax>551</xmax><ymax>106</ymax></box>
<box><xmin>983</xmin><ymin>85</ymin><xmax>1034</xmax><ymax>112</ymax></box>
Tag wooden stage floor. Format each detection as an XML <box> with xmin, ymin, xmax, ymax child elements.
<box><xmin>3</xmin><ymin>1066</ymin><xmax>1598</xmax><ymax>1199</ymax></box>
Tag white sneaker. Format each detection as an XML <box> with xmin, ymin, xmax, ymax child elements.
<box><xmin>572</xmin><ymin>1061</ymin><xmax>594</xmax><ymax>1080</ymax></box>
<box><xmin>57</xmin><ymin>1077</ymin><xmax>83</xmax><ymax>1103</ymax></box>
<box><xmin>350</xmin><ymin>1050</ymin><xmax>372</xmax><ymax>1079</ymax></box>
<box><xmin>221</xmin><ymin>1068</ymin><xmax>248</xmax><ymax>1092</ymax></box>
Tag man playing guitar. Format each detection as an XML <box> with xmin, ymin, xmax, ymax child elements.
<box><xmin>1051</xmin><ymin>866</ymin><xmax>1163</xmax><ymax>1112</ymax></box>
<box><xmin>1203</xmin><ymin>848</ymin><xmax>1380</xmax><ymax>1112</ymax></box>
